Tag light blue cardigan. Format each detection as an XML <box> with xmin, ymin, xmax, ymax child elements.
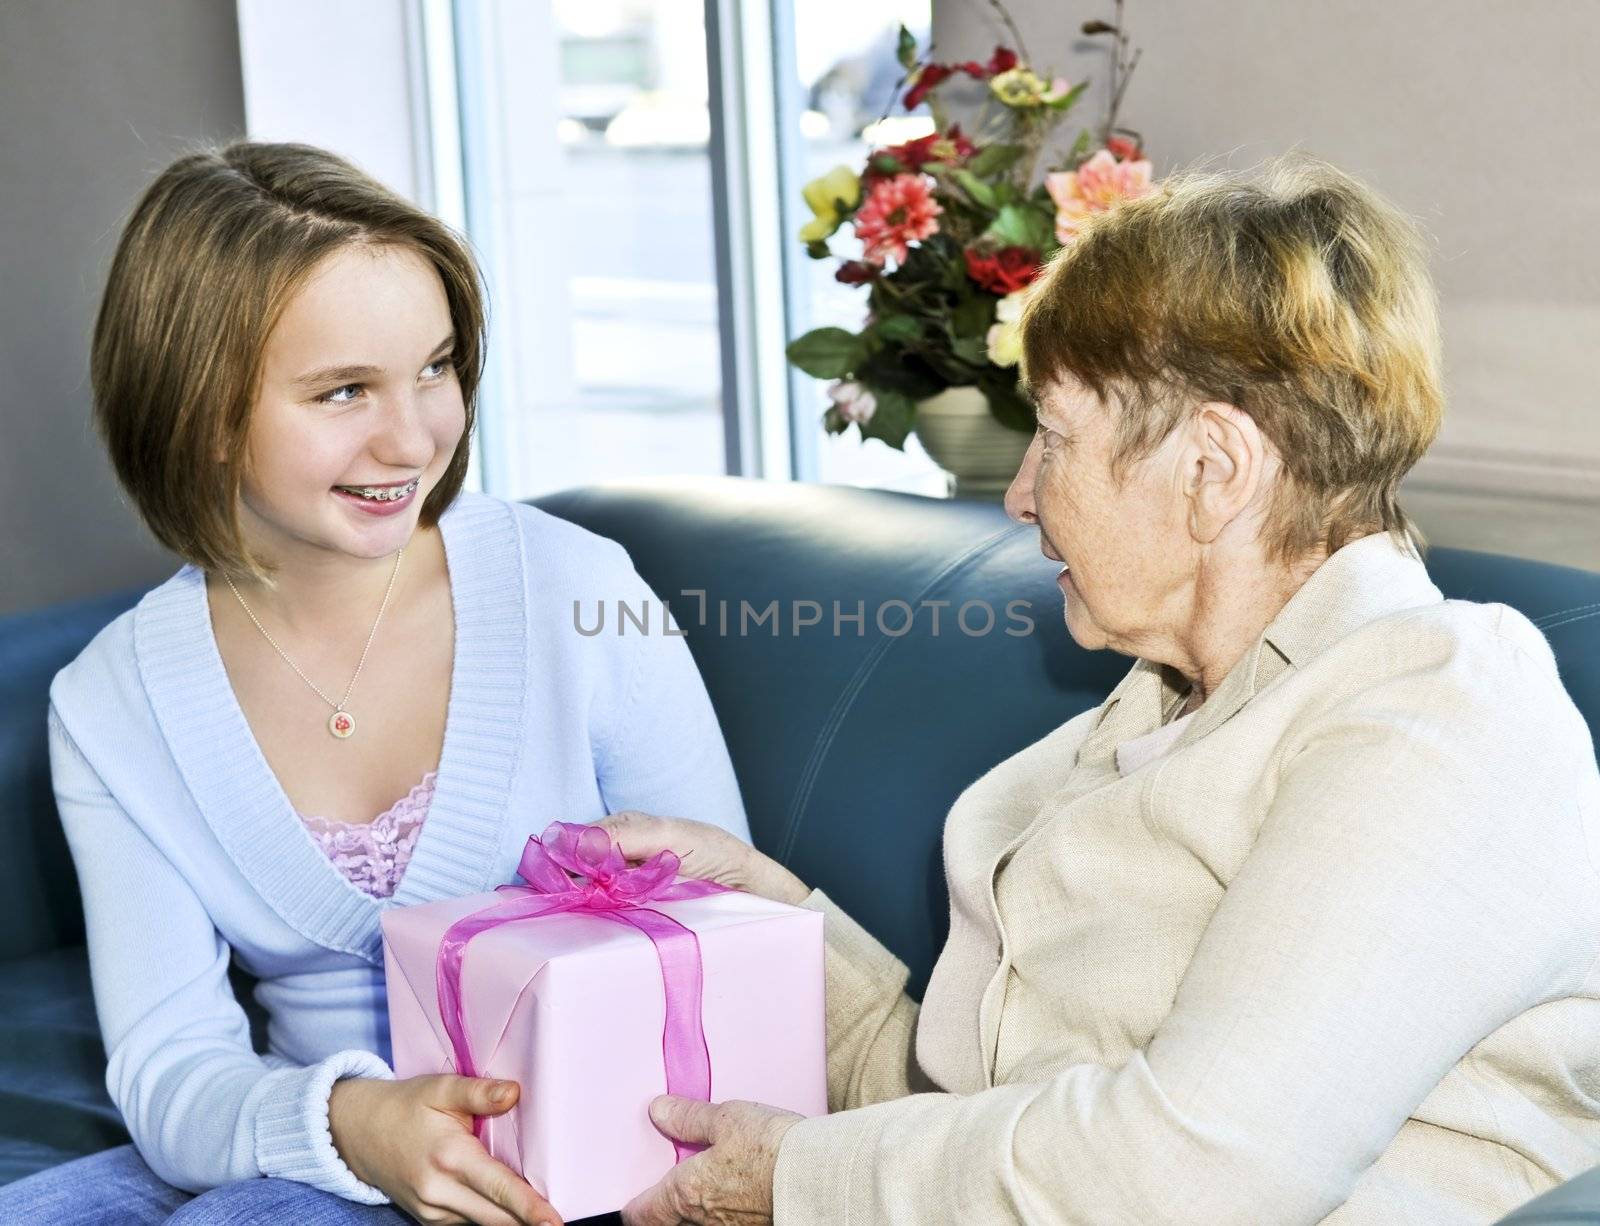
<box><xmin>45</xmin><ymin>490</ymin><xmax>751</xmax><ymax>1204</ymax></box>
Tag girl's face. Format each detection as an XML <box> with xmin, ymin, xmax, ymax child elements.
<box><xmin>238</xmin><ymin>242</ymin><xmax>466</xmax><ymax>568</ymax></box>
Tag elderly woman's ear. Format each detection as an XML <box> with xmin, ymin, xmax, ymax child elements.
<box><xmin>1181</xmin><ymin>401</ymin><xmax>1272</xmax><ymax>545</ymax></box>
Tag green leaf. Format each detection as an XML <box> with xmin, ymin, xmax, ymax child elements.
<box><xmin>949</xmin><ymin>169</ymin><xmax>998</xmax><ymax>209</ymax></box>
<box><xmin>804</xmin><ymin>240</ymin><xmax>832</xmax><ymax>260</ymax></box>
<box><xmin>858</xmin><ymin>349</ymin><xmax>945</xmax><ymax>400</ymax></box>
<box><xmin>920</xmin><ymin>343</ymin><xmax>987</xmax><ymax>385</ymax></box>
<box><xmin>869</xmin><ymin>153</ymin><xmax>905</xmax><ymax>177</ymax></box>
<box><xmin>861</xmin><ymin>388</ymin><xmax>914</xmax><ymax>449</ymax></box>
<box><xmin>966</xmin><ymin>143</ymin><xmax>1026</xmax><ymax>178</ymax></box>
<box><xmin>894</xmin><ymin>232</ymin><xmax>962</xmax><ymax>293</ymax></box>
<box><xmin>1047</xmin><ymin>81</ymin><xmax>1090</xmax><ymax>113</ymax></box>
<box><xmin>872</xmin><ymin>314</ymin><xmax>923</xmax><ymax>344</ymax></box>
<box><xmin>951</xmin><ymin>294</ymin><xmax>996</xmax><ymax>339</ymax></box>
<box><xmin>983</xmin><ymin>204</ymin><xmax>1054</xmax><ymax>251</ymax></box>
<box><xmin>786</xmin><ymin>327</ymin><xmax>865</xmax><ymax>379</ymax></box>
<box><xmin>950</xmin><ymin>335</ymin><xmax>990</xmax><ymax>366</ymax></box>
<box><xmin>895</xmin><ymin>24</ymin><xmax>918</xmax><ymax>71</ymax></box>
<box><xmin>1067</xmin><ymin>128</ymin><xmax>1092</xmax><ymax>163</ymax></box>
<box><xmin>978</xmin><ymin>371</ymin><xmax>1039</xmax><ymax>432</ymax></box>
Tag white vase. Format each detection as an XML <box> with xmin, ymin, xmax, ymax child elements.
<box><xmin>912</xmin><ymin>385</ymin><xmax>1033</xmax><ymax>501</ymax></box>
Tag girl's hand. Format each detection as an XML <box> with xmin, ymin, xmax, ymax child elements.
<box><xmin>329</xmin><ymin>1073</ymin><xmax>561</xmax><ymax>1226</ymax></box>
<box><xmin>595</xmin><ymin>811</ymin><xmax>812</xmax><ymax>906</ymax></box>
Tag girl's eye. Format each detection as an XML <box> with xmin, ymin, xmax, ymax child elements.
<box><xmin>318</xmin><ymin>383</ymin><xmax>362</xmax><ymax>405</ymax></box>
<box><xmin>316</xmin><ymin>357</ymin><xmax>452</xmax><ymax>405</ymax></box>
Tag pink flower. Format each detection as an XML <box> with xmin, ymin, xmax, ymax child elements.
<box><xmin>853</xmin><ymin>173</ymin><xmax>942</xmax><ymax>266</ymax></box>
<box><xmin>827</xmin><ymin>380</ymin><xmax>877</xmax><ymax>426</ymax></box>
<box><xmin>1045</xmin><ymin>148</ymin><xmax>1155</xmax><ymax>244</ymax></box>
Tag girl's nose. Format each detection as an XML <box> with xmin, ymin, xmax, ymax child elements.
<box><xmin>375</xmin><ymin>391</ymin><xmax>435</xmax><ymax>462</ymax></box>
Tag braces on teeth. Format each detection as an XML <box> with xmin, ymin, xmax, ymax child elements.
<box><xmin>340</xmin><ymin>480</ymin><xmax>418</xmax><ymax>501</ymax></box>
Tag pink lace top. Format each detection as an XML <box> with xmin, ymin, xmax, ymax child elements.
<box><xmin>296</xmin><ymin>770</ymin><xmax>438</xmax><ymax>898</ymax></box>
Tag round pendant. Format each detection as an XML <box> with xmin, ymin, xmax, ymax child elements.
<box><xmin>328</xmin><ymin>710</ymin><xmax>355</xmax><ymax>739</ymax></box>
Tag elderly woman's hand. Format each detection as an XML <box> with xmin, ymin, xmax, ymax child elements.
<box><xmin>619</xmin><ymin>1095</ymin><xmax>803</xmax><ymax>1226</ymax></box>
<box><xmin>594</xmin><ymin>811</ymin><xmax>812</xmax><ymax>906</ymax></box>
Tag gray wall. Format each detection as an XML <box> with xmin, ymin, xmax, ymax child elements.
<box><xmin>0</xmin><ymin>0</ymin><xmax>246</xmax><ymax>615</ymax></box>
<box><xmin>934</xmin><ymin>0</ymin><xmax>1600</xmax><ymax>570</ymax></box>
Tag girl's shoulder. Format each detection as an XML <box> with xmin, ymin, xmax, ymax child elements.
<box><xmin>48</xmin><ymin>567</ymin><xmax>185</xmax><ymax>748</ymax></box>
<box><xmin>456</xmin><ymin>489</ymin><xmax>649</xmax><ymax>597</ymax></box>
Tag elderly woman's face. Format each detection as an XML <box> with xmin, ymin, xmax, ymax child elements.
<box><xmin>1004</xmin><ymin>375</ymin><xmax>1192</xmax><ymax>656</ymax></box>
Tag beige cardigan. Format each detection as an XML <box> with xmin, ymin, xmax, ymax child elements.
<box><xmin>772</xmin><ymin>530</ymin><xmax>1600</xmax><ymax>1224</ymax></box>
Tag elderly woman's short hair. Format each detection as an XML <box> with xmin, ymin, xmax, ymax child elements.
<box><xmin>90</xmin><ymin>140</ymin><xmax>487</xmax><ymax>587</ymax></box>
<box><xmin>1019</xmin><ymin>152</ymin><xmax>1443</xmax><ymax>566</ymax></box>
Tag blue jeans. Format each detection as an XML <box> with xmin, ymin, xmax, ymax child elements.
<box><xmin>0</xmin><ymin>1144</ymin><xmax>627</xmax><ymax>1224</ymax></box>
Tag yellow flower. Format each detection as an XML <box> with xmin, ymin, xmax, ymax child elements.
<box><xmin>989</xmin><ymin>67</ymin><xmax>1051</xmax><ymax>109</ymax></box>
<box><xmin>798</xmin><ymin>165</ymin><xmax>863</xmax><ymax>245</ymax></box>
<box><xmin>986</xmin><ymin>290</ymin><xmax>1029</xmax><ymax>367</ymax></box>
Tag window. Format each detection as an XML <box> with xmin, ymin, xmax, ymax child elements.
<box><xmin>779</xmin><ymin>0</ymin><xmax>949</xmax><ymax>495</ymax></box>
<box><xmin>238</xmin><ymin>0</ymin><xmax>949</xmax><ymax>499</ymax></box>
<box><xmin>455</xmin><ymin>0</ymin><xmax>947</xmax><ymax>496</ymax></box>
<box><xmin>453</xmin><ymin>0</ymin><xmax>728</xmax><ymax>499</ymax></box>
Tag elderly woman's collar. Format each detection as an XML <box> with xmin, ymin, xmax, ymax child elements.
<box><xmin>1261</xmin><ymin>530</ymin><xmax>1441</xmax><ymax>670</ymax></box>
<box><xmin>1081</xmin><ymin>530</ymin><xmax>1441</xmax><ymax>766</ymax></box>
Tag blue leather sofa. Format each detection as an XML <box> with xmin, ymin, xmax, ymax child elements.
<box><xmin>2</xmin><ymin>477</ymin><xmax>1597</xmax><ymax>1222</ymax></box>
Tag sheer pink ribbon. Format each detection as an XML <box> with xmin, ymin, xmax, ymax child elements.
<box><xmin>435</xmin><ymin>821</ymin><xmax>731</xmax><ymax>1158</ymax></box>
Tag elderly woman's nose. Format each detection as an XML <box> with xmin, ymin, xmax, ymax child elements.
<box><xmin>1004</xmin><ymin>441</ymin><xmax>1041</xmax><ymax>524</ymax></box>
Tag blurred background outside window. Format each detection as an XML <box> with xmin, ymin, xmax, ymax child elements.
<box><xmin>240</xmin><ymin>0</ymin><xmax>945</xmax><ymax>501</ymax></box>
<box><xmin>539</xmin><ymin>0</ymin><xmax>725</xmax><ymax>491</ymax></box>
<box><xmin>787</xmin><ymin>0</ymin><xmax>948</xmax><ymax>496</ymax></box>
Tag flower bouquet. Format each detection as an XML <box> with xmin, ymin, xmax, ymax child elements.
<box><xmin>786</xmin><ymin>7</ymin><xmax>1155</xmax><ymax>460</ymax></box>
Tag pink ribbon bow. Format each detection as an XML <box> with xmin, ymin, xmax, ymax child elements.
<box><xmin>434</xmin><ymin>821</ymin><xmax>732</xmax><ymax>1158</ymax></box>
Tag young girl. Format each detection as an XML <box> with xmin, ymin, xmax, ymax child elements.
<box><xmin>1</xmin><ymin>140</ymin><xmax>750</xmax><ymax>1226</ymax></box>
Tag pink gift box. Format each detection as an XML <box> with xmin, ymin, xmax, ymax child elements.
<box><xmin>380</xmin><ymin>880</ymin><xmax>827</xmax><ymax>1221</ymax></box>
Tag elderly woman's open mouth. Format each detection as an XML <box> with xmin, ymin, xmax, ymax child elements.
<box><xmin>1039</xmin><ymin>536</ymin><xmax>1072</xmax><ymax>589</ymax></box>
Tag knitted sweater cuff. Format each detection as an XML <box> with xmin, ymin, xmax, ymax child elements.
<box><xmin>254</xmin><ymin>1048</ymin><xmax>397</xmax><ymax>1204</ymax></box>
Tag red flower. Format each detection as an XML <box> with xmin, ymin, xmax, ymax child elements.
<box><xmin>908</xmin><ymin>46</ymin><xmax>1017</xmax><ymax>108</ymax></box>
<box><xmin>958</xmin><ymin>47</ymin><xmax>1019</xmax><ymax>78</ymax></box>
<box><xmin>964</xmin><ymin>245</ymin><xmax>1041</xmax><ymax>295</ymax></box>
<box><xmin>985</xmin><ymin>46</ymin><xmax>1019</xmax><ymax>75</ymax></box>
<box><xmin>871</xmin><ymin>124</ymin><xmax>976</xmax><ymax>180</ymax></box>
<box><xmin>1106</xmin><ymin>135</ymin><xmax>1144</xmax><ymax>161</ymax></box>
<box><xmin>835</xmin><ymin>260</ymin><xmax>878</xmax><ymax>286</ymax></box>
<box><xmin>904</xmin><ymin>63</ymin><xmax>956</xmax><ymax>110</ymax></box>
<box><xmin>905</xmin><ymin>48</ymin><xmax>1019</xmax><ymax>108</ymax></box>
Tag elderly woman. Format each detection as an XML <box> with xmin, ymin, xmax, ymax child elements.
<box><xmin>602</xmin><ymin>155</ymin><xmax>1600</xmax><ymax>1226</ymax></box>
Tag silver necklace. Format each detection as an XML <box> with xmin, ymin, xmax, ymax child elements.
<box><xmin>224</xmin><ymin>548</ymin><xmax>403</xmax><ymax>739</ymax></box>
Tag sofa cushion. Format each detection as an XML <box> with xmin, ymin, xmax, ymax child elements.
<box><xmin>1494</xmin><ymin>1163</ymin><xmax>1600</xmax><ymax>1222</ymax></box>
<box><xmin>0</xmin><ymin>587</ymin><xmax>147</xmax><ymax>964</ymax></box>
<box><xmin>0</xmin><ymin>945</ymin><xmax>129</xmax><ymax>1185</ymax></box>
<box><xmin>532</xmin><ymin>479</ymin><xmax>1600</xmax><ymax>996</ymax></box>
<box><xmin>4</xmin><ymin>480</ymin><xmax>1597</xmax><ymax>1209</ymax></box>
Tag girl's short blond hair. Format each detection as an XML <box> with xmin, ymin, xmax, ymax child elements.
<box><xmin>1019</xmin><ymin>151</ymin><xmax>1443</xmax><ymax>566</ymax></box>
<box><xmin>90</xmin><ymin>140</ymin><xmax>487</xmax><ymax>586</ymax></box>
